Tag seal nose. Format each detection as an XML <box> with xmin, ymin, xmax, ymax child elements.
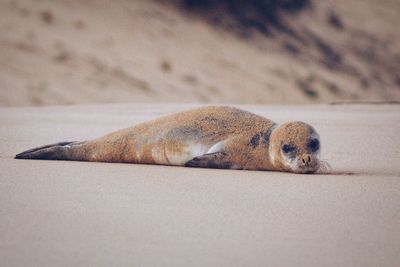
<box><xmin>300</xmin><ymin>154</ymin><xmax>312</xmax><ymax>166</ymax></box>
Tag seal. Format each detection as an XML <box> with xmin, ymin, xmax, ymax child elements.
<box><xmin>15</xmin><ymin>106</ymin><xmax>323</xmax><ymax>173</ymax></box>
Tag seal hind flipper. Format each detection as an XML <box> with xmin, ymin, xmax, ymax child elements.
<box><xmin>184</xmin><ymin>152</ymin><xmax>236</xmax><ymax>169</ymax></box>
<box><xmin>15</xmin><ymin>141</ymin><xmax>79</xmax><ymax>160</ymax></box>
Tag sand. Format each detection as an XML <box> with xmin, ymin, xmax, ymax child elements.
<box><xmin>0</xmin><ymin>104</ymin><xmax>399</xmax><ymax>267</ymax></box>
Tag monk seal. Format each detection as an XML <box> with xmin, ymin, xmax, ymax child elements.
<box><xmin>15</xmin><ymin>106</ymin><xmax>324</xmax><ymax>173</ymax></box>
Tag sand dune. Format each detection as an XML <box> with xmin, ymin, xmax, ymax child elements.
<box><xmin>1</xmin><ymin>104</ymin><xmax>399</xmax><ymax>266</ymax></box>
<box><xmin>1</xmin><ymin>0</ymin><xmax>399</xmax><ymax>106</ymax></box>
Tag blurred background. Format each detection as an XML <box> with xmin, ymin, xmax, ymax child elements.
<box><xmin>0</xmin><ymin>0</ymin><xmax>399</xmax><ymax>106</ymax></box>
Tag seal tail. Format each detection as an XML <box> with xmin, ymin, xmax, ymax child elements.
<box><xmin>15</xmin><ymin>141</ymin><xmax>85</xmax><ymax>160</ymax></box>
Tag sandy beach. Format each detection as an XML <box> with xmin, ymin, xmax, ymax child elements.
<box><xmin>1</xmin><ymin>0</ymin><xmax>400</xmax><ymax>265</ymax></box>
<box><xmin>0</xmin><ymin>104</ymin><xmax>399</xmax><ymax>266</ymax></box>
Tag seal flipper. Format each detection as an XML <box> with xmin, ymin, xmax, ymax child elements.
<box><xmin>15</xmin><ymin>141</ymin><xmax>81</xmax><ymax>160</ymax></box>
<box><xmin>184</xmin><ymin>152</ymin><xmax>236</xmax><ymax>169</ymax></box>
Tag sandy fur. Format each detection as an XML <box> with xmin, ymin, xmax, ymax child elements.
<box><xmin>77</xmin><ymin>106</ymin><xmax>276</xmax><ymax>168</ymax></box>
<box><xmin>16</xmin><ymin>106</ymin><xmax>321</xmax><ymax>172</ymax></box>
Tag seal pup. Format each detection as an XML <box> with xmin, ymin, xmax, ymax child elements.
<box><xmin>15</xmin><ymin>106</ymin><xmax>323</xmax><ymax>173</ymax></box>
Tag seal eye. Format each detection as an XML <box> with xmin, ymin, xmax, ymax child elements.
<box><xmin>282</xmin><ymin>144</ymin><xmax>295</xmax><ymax>154</ymax></box>
<box><xmin>308</xmin><ymin>139</ymin><xmax>320</xmax><ymax>152</ymax></box>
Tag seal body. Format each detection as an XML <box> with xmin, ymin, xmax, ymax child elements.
<box><xmin>15</xmin><ymin>106</ymin><xmax>322</xmax><ymax>173</ymax></box>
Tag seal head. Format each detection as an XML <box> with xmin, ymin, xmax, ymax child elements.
<box><xmin>269</xmin><ymin>121</ymin><xmax>320</xmax><ymax>173</ymax></box>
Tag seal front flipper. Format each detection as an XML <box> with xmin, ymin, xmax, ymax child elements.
<box><xmin>15</xmin><ymin>141</ymin><xmax>84</xmax><ymax>160</ymax></box>
<box><xmin>184</xmin><ymin>152</ymin><xmax>239</xmax><ymax>169</ymax></box>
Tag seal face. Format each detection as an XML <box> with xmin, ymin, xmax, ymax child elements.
<box><xmin>269</xmin><ymin>122</ymin><xmax>321</xmax><ymax>173</ymax></box>
<box><xmin>15</xmin><ymin>106</ymin><xmax>323</xmax><ymax>174</ymax></box>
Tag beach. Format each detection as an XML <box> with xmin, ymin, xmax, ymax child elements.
<box><xmin>1</xmin><ymin>103</ymin><xmax>399</xmax><ymax>266</ymax></box>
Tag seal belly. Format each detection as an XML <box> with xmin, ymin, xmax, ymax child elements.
<box><xmin>152</xmin><ymin>140</ymin><xmax>210</xmax><ymax>166</ymax></box>
<box><xmin>167</xmin><ymin>143</ymin><xmax>210</xmax><ymax>165</ymax></box>
<box><xmin>142</xmin><ymin>125</ymin><xmax>210</xmax><ymax>166</ymax></box>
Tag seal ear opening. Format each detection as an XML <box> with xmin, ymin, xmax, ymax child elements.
<box><xmin>15</xmin><ymin>141</ymin><xmax>76</xmax><ymax>160</ymax></box>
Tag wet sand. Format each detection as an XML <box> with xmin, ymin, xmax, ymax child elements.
<box><xmin>0</xmin><ymin>104</ymin><xmax>399</xmax><ymax>266</ymax></box>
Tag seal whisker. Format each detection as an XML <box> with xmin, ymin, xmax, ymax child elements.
<box><xmin>317</xmin><ymin>160</ymin><xmax>332</xmax><ymax>174</ymax></box>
